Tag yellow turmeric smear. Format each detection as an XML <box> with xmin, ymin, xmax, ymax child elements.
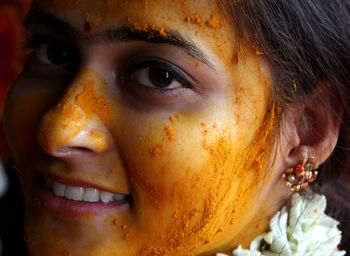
<box><xmin>120</xmin><ymin>224</ymin><xmax>129</xmax><ymax>240</ymax></box>
<box><xmin>142</xmin><ymin>135</ymin><xmax>237</xmax><ymax>255</ymax></box>
<box><xmin>185</xmin><ymin>13</ymin><xmax>222</xmax><ymax>30</ymax></box>
<box><xmin>164</xmin><ymin>125</ymin><xmax>175</xmax><ymax>141</ymax></box>
<box><xmin>185</xmin><ymin>14</ymin><xmax>204</xmax><ymax>25</ymax></box>
<box><xmin>150</xmin><ymin>115</ymin><xmax>180</xmax><ymax>156</ymax></box>
<box><xmin>206</xmin><ymin>14</ymin><xmax>222</xmax><ymax>29</ymax></box>
<box><xmin>243</xmin><ymin>99</ymin><xmax>279</xmax><ymax>176</ymax></box>
<box><xmin>89</xmin><ymin>129</ymin><xmax>102</xmax><ymax>139</ymax></box>
<box><xmin>57</xmin><ymin>103</ymin><xmax>84</xmax><ymax>121</ymax></box>
<box><xmin>251</xmin><ymin>159</ymin><xmax>263</xmax><ymax>172</ymax></box>
<box><xmin>131</xmin><ymin>22</ymin><xmax>168</xmax><ymax>37</ymax></box>
<box><xmin>37</xmin><ymin>103</ymin><xmax>85</xmax><ymax>149</ymax></box>
<box><xmin>198</xmin><ymin>102</ymin><xmax>278</xmax><ymax>249</ymax></box>
<box><xmin>88</xmin><ymin>129</ymin><xmax>109</xmax><ymax>151</ymax></box>
<box><xmin>235</xmin><ymin>99</ymin><xmax>242</xmax><ymax>123</ymax></box>
<box><xmin>150</xmin><ymin>142</ymin><xmax>165</xmax><ymax>156</ymax></box>
<box><xmin>75</xmin><ymin>79</ymin><xmax>112</xmax><ymax>124</ymax></box>
<box><xmin>232</xmin><ymin>44</ymin><xmax>244</xmax><ymax>65</ymax></box>
<box><xmin>232</xmin><ymin>52</ymin><xmax>240</xmax><ymax>65</ymax></box>
<box><xmin>169</xmin><ymin>113</ymin><xmax>181</xmax><ymax>123</ymax></box>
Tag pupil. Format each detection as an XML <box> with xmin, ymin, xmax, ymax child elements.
<box><xmin>149</xmin><ymin>67</ymin><xmax>174</xmax><ymax>88</ymax></box>
<box><xmin>47</xmin><ymin>43</ymin><xmax>70</xmax><ymax>65</ymax></box>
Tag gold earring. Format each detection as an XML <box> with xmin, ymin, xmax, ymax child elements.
<box><xmin>283</xmin><ymin>157</ymin><xmax>319</xmax><ymax>192</ymax></box>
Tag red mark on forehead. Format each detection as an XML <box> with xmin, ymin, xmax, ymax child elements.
<box><xmin>84</xmin><ymin>20</ymin><xmax>93</xmax><ymax>32</ymax></box>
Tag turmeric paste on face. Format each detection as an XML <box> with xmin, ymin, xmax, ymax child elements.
<box><xmin>169</xmin><ymin>114</ymin><xmax>181</xmax><ymax>123</ymax></box>
<box><xmin>37</xmin><ymin>68</ymin><xmax>113</xmax><ymax>154</ymax></box>
<box><xmin>5</xmin><ymin>1</ymin><xmax>288</xmax><ymax>255</ymax></box>
<box><xmin>75</xmin><ymin>78</ymin><xmax>113</xmax><ymax>125</ymax></box>
<box><xmin>131</xmin><ymin>22</ymin><xmax>168</xmax><ymax>37</ymax></box>
<box><xmin>206</xmin><ymin>14</ymin><xmax>222</xmax><ymax>29</ymax></box>
<box><xmin>185</xmin><ymin>13</ymin><xmax>222</xmax><ymax>30</ymax></box>
<box><xmin>164</xmin><ymin>125</ymin><xmax>175</xmax><ymax>141</ymax></box>
<box><xmin>150</xmin><ymin>142</ymin><xmax>165</xmax><ymax>156</ymax></box>
<box><xmin>185</xmin><ymin>14</ymin><xmax>204</xmax><ymax>25</ymax></box>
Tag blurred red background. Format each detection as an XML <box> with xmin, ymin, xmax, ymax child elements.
<box><xmin>1</xmin><ymin>4</ymin><xmax>36</xmax><ymax>255</ymax></box>
<box><xmin>0</xmin><ymin>0</ymin><xmax>31</xmax><ymax>155</ymax></box>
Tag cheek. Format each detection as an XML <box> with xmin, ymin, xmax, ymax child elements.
<box><xmin>114</xmin><ymin>103</ymin><xmax>265</xmax><ymax>248</ymax></box>
<box><xmin>118</xmin><ymin>112</ymin><xmax>214</xmax><ymax>207</ymax></box>
<box><xmin>4</xmin><ymin>85</ymin><xmax>49</xmax><ymax>161</ymax></box>
<box><xmin>3</xmin><ymin>68</ymin><xmax>71</xmax><ymax>161</ymax></box>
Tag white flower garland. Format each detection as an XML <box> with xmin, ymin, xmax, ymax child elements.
<box><xmin>217</xmin><ymin>192</ymin><xmax>346</xmax><ymax>256</ymax></box>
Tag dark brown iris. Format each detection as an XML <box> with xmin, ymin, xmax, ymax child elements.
<box><xmin>149</xmin><ymin>67</ymin><xmax>174</xmax><ymax>88</ymax></box>
<box><xmin>46</xmin><ymin>42</ymin><xmax>71</xmax><ymax>65</ymax></box>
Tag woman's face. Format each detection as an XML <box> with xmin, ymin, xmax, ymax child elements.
<box><xmin>4</xmin><ymin>1</ymin><xmax>287</xmax><ymax>255</ymax></box>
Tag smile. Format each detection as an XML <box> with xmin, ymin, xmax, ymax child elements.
<box><xmin>44</xmin><ymin>176</ymin><xmax>127</xmax><ymax>203</ymax></box>
<box><xmin>38</xmin><ymin>174</ymin><xmax>130</xmax><ymax>218</ymax></box>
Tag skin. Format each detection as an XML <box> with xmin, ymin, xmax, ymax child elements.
<box><xmin>3</xmin><ymin>0</ymin><xmax>316</xmax><ymax>255</ymax></box>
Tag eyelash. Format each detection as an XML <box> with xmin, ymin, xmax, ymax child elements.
<box><xmin>25</xmin><ymin>34</ymin><xmax>77</xmax><ymax>67</ymax></box>
<box><xmin>25</xmin><ymin>34</ymin><xmax>52</xmax><ymax>49</ymax></box>
<box><xmin>25</xmin><ymin>34</ymin><xmax>194</xmax><ymax>97</ymax></box>
<box><xmin>124</xmin><ymin>59</ymin><xmax>193</xmax><ymax>91</ymax></box>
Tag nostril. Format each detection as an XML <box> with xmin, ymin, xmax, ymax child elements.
<box><xmin>38</xmin><ymin>107</ymin><xmax>112</xmax><ymax>157</ymax></box>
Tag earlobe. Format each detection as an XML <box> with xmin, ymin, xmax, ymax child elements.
<box><xmin>280</xmin><ymin>82</ymin><xmax>344</xmax><ymax>168</ymax></box>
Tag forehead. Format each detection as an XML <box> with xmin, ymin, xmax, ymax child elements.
<box><xmin>35</xmin><ymin>0</ymin><xmax>237</xmax><ymax>66</ymax></box>
<box><xmin>37</xmin><ymin>0</ymin><xmax>222</xmax><ymax>23</ymax></box>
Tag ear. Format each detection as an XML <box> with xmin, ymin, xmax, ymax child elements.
<box><xmin>279</xmin><ymin>82</ymin><xmax>344</xmax><ymax>168</ymax></box>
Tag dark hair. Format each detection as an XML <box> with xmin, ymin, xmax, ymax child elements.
<box><xmin>226</xmin><ymin>0</ymin><xmax>350</xmax><ymax>250</ymax></box>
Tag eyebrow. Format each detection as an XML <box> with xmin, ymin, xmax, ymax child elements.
<box><xmin>26</xmin><ymin>9</ymin><xmax>215</xmax><ymax>68</ymax></box>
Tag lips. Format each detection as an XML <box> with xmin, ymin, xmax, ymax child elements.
<box><xmin>44</xmin><ymin>176</ymin><xmax>127</xmax><ymax>203</ymax></box>
<box><xmin>38</xmin><ymin>174</ymin><xmax>130</xmax><ymax>218</ymax></box>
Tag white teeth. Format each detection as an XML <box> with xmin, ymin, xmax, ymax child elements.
<box><xmin>65</xmin><ymin>186</ymin><xmax>84</xmax><ymax>201</ymax></box>
<box><xmin>52</xmin><ymin>181</ymin><xmax>65</xmax><ymax>197</ymax></box>
<box><xmin>100</xmin><ymin>191</ymin><xmax>114</xmax><ymax>203</ymax></box>
<box><xmin>45</xmin><ymin>176</ymin><xmax>127</xmax><ymax>203</ymax></box>
<box><xmin>83</xmin><ymin>188</ymin><xmax>100</xmax><ymax>202</ymax></box>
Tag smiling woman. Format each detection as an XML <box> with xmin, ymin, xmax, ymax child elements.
<box><xmin>2</xmin><ymin>0</ymin><xmax>350</xmax><ymax>256</ymax></box>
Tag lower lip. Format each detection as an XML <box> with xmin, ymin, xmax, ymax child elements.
<box><xmin>38</xmin><ymin>180</ymin><xmax>129</xmax><ymax>218</ymax></box>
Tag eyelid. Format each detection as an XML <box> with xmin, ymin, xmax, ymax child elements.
<box><xmin>126</xmin><ymin>57</ymin><xmax>195</xmax><ymax>89</ymax></box>
<box><xmin>25</xmin><ymin>33</ymin><xmax>80</xmax><ymax>75</ymax></box>
<box><xmin>25</xmin><ymin>34</ymin><xmax>56</xmax><ymax>48</ymax></box>
<box><xmin>25</xmin><ymin>33</ymin><xmax>76</xmax><ymax>52</ymax></box>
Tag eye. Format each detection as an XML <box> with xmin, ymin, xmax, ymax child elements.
<box><xmin>28</xmin><ymin>35</ymin><xmax>77</xmax><ymax>68</ymax></box>
<box><xmin>126</xmin><ymin>60</ymin><xmax>192</xmax><ymax>90</ymax></box>
<box><xmin>37</xmin><ymin>42</ymin><xmax>72</xmax><ymax>66</ymax></box>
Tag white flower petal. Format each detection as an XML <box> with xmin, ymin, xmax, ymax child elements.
<box><xmin>225</xmin><ymin>192</ymin><xmax>346</xmax><ymax>256</ymax></box>
<box><xmin>233</xmin><ymin>245</ymin><xmax>263</xmax><ymax>256</ymax></box>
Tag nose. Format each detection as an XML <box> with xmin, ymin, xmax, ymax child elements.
<box><xmin>37</xmin><ymin>69</ymin><xmax>113</xmax><ymax>158</ymax></box>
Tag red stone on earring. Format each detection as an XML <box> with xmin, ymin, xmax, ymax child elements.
<box><xmin>295</xmin><ymin>164</ymin><xmax>304</xmax><ymax>174</ymax></box>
